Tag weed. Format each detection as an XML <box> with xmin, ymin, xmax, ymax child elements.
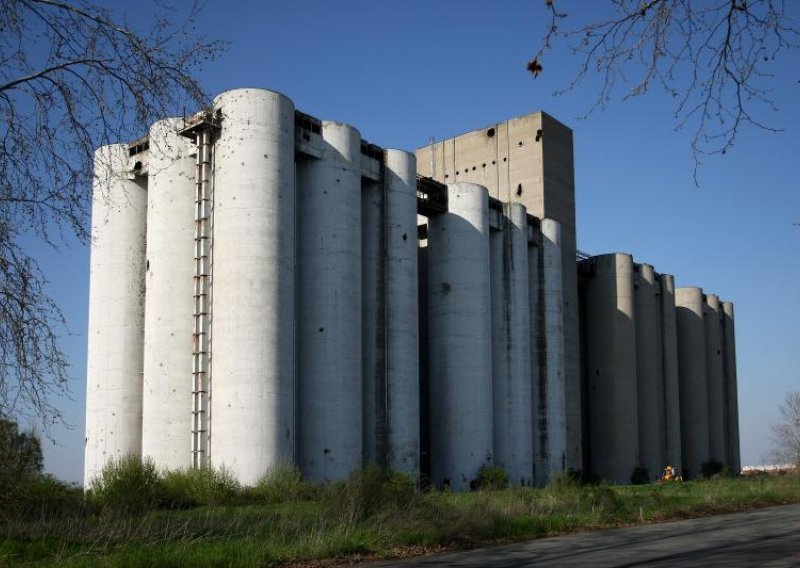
<box><xmin>474</xmin><ymin>466</ymin><xmax>509</xmax><ymax>490</ymax></box>
<box><xmin>88</xmin><ymin>455</ymin><xmax>162</xmax><ymax>513</ymax></box>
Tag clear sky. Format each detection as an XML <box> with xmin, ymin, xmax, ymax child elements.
<box><xmin>35</xmin><ymin>0</ymin><xmax>799</xmax><ymax>482</ymax></box>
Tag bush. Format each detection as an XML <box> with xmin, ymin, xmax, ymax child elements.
<box><xmin>324</xmin><ymin>465</ymin><xmax>417</xmax><ymax>521</ymax></box>
<box><xmin>474</xmin><ymin>466</ymin><xmax>509</xmax><ymax>491</ymax></box>
<box><xmin>251</xmin><ymin>459</ymin><xmax>317</xmax><ymax>504</ymax></box>
<box><xmin>1</xmin><ymin>474</ymin><xmax>86</xmax><ymax>521</ymax></box>
<box><xmin>161</xmin><ymin>466</ymin><xmax>240</xmax><ymax>508</ymax></box>
<box><xmin>89</xmin><ymin>455</ymin><xmax>163</xmax><ymax>513</ymax></box>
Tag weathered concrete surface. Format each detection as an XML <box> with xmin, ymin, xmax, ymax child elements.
<box><xmin>370</xmin><ymin>503</ymin><xmax>800</xmax><ymax>567</ymax></box>
<box><xmin>297</xmin><ymin>120</ymin><xmax>363</xmax><ymax>484</ymax></box>
<box><xmin>675</xmin><ymin>287</ymin><xmax>710</xmax><ymax>480</ymax></box>
<box><xmin>427</xmin><ymin>183</ymin><xmax>492</xmax><ymax>491</ymax></box>
<box><xmin>211</xmin><ymin>88</ymin><xmax>296</xmax><ymax>485</ymax></box>
<box><xmin>84</xmin><ymin>144</ymin><xmax>147</xmax><ymax>486</ymax></box>
<box><xmin>582</xmin><ymin>253</ymin><xmax>638</xmax><ymax>483</ymax></box>
<box><xmin>417</xmin><ymin>113</ymin><xmax>582</xmax><ymax>472</ymax></box>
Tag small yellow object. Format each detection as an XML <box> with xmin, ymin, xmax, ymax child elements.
<box><xmin>660</xmin><ymin>465</ymin><xmax>682</xmax><ymax>483</ymax></box>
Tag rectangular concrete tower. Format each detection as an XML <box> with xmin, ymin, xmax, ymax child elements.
<box><xmin>416</xmin><ymin>113</ymin><xmax>581</xmax><ymax>471</ymax></box>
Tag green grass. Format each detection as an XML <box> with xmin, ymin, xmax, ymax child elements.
<box><xmin>2</xmin><ymin>468</ymin><xmax>799</xmax><ymax>566</ymax></box>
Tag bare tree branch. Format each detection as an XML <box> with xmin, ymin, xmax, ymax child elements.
<box><xmin>531</xmin><ymin>0</ymin><xmax>799</xmax><ymax>182</ymax></box>
<box><xmin>0</xmin><ymin>0</ymin><xmax>225</xmax><ymax>431</ymax></box>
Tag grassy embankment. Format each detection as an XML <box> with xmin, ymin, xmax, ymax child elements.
<box><xmin>2</xmin><ymin>460</ymin><xmax>799</xmax><ymax>567</ymax></box>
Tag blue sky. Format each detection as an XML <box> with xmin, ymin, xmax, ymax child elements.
<box><xmin>35</xmin><ymin>1</ymin><xmax>799</xmax><ymax>482</ymax></box>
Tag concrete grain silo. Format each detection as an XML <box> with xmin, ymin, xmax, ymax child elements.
<box><xmin>84</xmin><ymin>145</ymin><xmax>147</xmax><ymax>487</ymax></box>
<box><xmin>209</xmin><ymin>89</ymin><xmax>297</xmax><ymax>485</ymax></box>
<box><xmin>426</xmin><ymin>183</ymin><xmax>493</xmax><ymax>491</ymax></box>
<box><xmin>658</xmin><ymin>273</ymin><xmax>683</xmax><ymax>473</ymax></box>
<box><xmin>581</xmin><ymin>253</ymin><xmax>639</xmax><ymax>483</ymax></box>
<box><xmin>532</xmin><ymin>218</ymin><xmax>567</xmax><ymax>484</ymax></box>
<box><xmin>296</xmin><ymin>121</ymin><xmax>363</xmax><ymax>483</ymax></box>
<box><xmin>85</xmin><ymin>91</ymin><xmax>740</xmax><ymax>489</ymax></box>
<box><xmin>634</xmin><ymin>264</ymin><xmax>666</xmax><ymax>481</ymax></box>
<box><xmin>675</xmin><ymin>287</ymin><xmax>710</xmax><ymax>479</ymax></box>
<box><xmin>140</xmin><ymin>118</ymin><xmax>196</xmax><ymax>471</ymax></box>
<box><xmin>704</xmin><ymin>294</ymin><xmax>727</xmax><ymax>467</ymax></box>
<box><xmin>362</xmin><ymin>149</ymin><xmax>420</xmax><ymax>476</ymax></box>
<box><xmin>490</xmin><ymin>202</ymin><xmax>533</xmax><ymax>486</ymax></box>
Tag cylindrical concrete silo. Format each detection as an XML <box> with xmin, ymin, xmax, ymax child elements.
<box><xmin>675</xmin><ymin>287</ymin><xmax>710</xmax><ymax>479</ymax></box>
<box><xmin>634</xmin><ymin>264</ymin><xmax>665</xmax><ymax>481</ymax></box>
<box><xmin>490</xmin><ymin>203</ymin><xmax>532</xmax><ymax>487</ymax></box>
<box><xmin>533</xmin><ymin>218</ymin><xmax>567</xmax><ymax>484</ymax></box>
<box><xmin>659</xmin><ymin>274</ymin><xmax>682</xmax><ymax>473</ymax></box>
<box><xmin>704</xmin><ymin>294</ymin><xmax>726</xmax><ymax>466</ymax></box>
<box><xmin>384</xmin><ymin>149</ymin><xmax>420</xmax><ymax>476</ymax></box>
<box><xmin>427</xmin><ymin>182</ymin><xmax>492</xmax><ymax>491</ymax></box>
<box><xmin>721</xmin><ymin>301</ymin><xmax>740</xmax><ymax>473</ymax></box>
<box><xmin>141</xmin><ymin>118</ymin><xmax>196</xmax><ymax>471</ymax></box>
<box><xmin>584</xmin><ymin>253</ymin><xmax>638</xmax><ymax>483</ymax></box>
<box><xmin>210</xmin><ymin>89</ymin><xmax>296</xmax><ymax>485</ymax></box>
<box><xmin>297</xmin><ymin>121</ymin><xmax>362</xmax><ymax>483</ymax></box>
<box><xmin>84</xmin><ymin>144</ymin><xmax>147</xmax><ymax>486</ymax></box>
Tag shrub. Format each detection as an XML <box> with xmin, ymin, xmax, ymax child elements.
<box><xmin>88</xmin><ymin>455</ymin><xmax>163</xmax><ymax>513</ymax></box>
<box><xmin>474</xmin><ymin>466</ymin><xmax>509</xmax><ymax>491</ymax></box>
<box><xmin>251</xmin><ymin>459</ymin><xmax>317</xmax><ymax>503</ymax></box>
<box><xmin>161</xmin><ymin>466</ymin><xmax>240</xmax><ymax>508</ymax></box>
<box><xmin>324</xmin><ymin>465</ymin><xmax>417</xmax><ymax>521</ymax></box>
<box><xmin>1</xmin><ymin>474</ymin><xmax>86</xmax><ymax>521</ymax></box>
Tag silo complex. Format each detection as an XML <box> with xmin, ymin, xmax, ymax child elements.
<box><xmin>86</xmin><ymin>89</ymin><xmax>740</xmax><ymax>488</ymax></box>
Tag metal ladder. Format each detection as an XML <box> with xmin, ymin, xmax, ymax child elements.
<box><xmin>180</xmin><ymin>113</ymin><xmax>219</xmax><ymax>468</ymax></box>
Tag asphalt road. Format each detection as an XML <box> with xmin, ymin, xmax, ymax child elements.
<box><xmin>367</xmin><ymin>502</ymin><xmax>800</xmax><ymax>567</ymax></box>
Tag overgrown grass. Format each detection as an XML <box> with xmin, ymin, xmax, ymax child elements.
<box><xmin>2</xmin><ymin>465</ymin><xmax>799</xmax><ymax>566</ymax></box>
